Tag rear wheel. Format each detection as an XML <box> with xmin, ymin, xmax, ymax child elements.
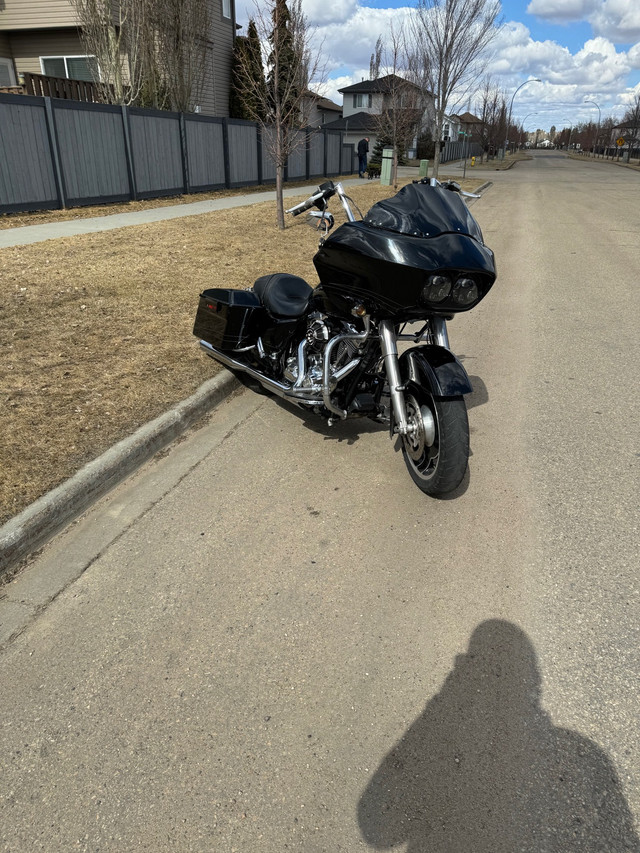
<box><xmin>401</xmin><ymin>384</ymin><xmax>469</xmax><ymax>496</ymax></box>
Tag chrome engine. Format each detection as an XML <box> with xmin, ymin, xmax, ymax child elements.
<box><xmin>283</xmin><ymin>313</ymin><xmax>362</xmax><ymax>394</ymax></box>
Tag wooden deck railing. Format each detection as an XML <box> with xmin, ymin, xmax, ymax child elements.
<box><xmin>21</xmin><ymin>71</ymin><xmax>100</xmax><ymax>103</ymax></box>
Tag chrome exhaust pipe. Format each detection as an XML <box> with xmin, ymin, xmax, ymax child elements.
<box><xmin>199</xmin><ymin>341</ymin><xmax>324</xmax><ymax>406</ymax></box>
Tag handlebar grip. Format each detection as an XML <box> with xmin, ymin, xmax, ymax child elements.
<box><xmin>286</xmin><ymin>182</ymin><xmax>336</xmax><ymax>216</ymax></box>
<box><xmin>290</xmin><ymin>195</ymin><xmax>320</xmax><ymax>216</ymax></box>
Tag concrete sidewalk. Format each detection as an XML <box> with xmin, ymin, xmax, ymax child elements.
<box><xmin>0</xmin><ymin>176</ymin><xmax>375</xmax><ymax>249</ymax></box>
<box><xmin>0</xmin><ymin>165</ymin><xmax>486</xmax><ymax>249</ymax></box>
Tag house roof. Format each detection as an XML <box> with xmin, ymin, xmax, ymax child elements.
<box><xmin>323</xmin><ymin>108</ymin><xmax>421</xmax><ymax>133</ymax></box>
<box><xmin>338</xmin><ymin>74</ymin><xmax>421</xmax><ymax>95</ymax></box>
<box><xmin>304</xmin><ymin>91</ymin><xmax>342</xmax><ymax>113</ymax></box>
<box><xmin>323</xmin><ymin>111</ymin><xmax>379</xmax><ymax>132</ymax></box>
<box><xmin>457</xmin><ymin>111</ymin><xmax>482</xmax><ymax>124</ymax></box>
<box><xmin>315</xmin><ymin>97</ymin><xmax>342</xmax><ymax>113</ymax></box>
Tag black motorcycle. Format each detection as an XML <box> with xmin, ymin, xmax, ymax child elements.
<box><xmin>193</xmin><ymin>178</ymin><xmax>496</xmax><ymax>496</ymax></box>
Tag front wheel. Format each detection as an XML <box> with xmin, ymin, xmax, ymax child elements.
<box><xmin>401</xmin><ymin>384</ymin><xmax>469</xmax><ymax>497</ymax></box>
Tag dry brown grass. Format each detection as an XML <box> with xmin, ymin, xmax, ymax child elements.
<box><xmin>0</xmin><ymin>176</ymin><xmax>485</xmax><ymax>525</ymax></box>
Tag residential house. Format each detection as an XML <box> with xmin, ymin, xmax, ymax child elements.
<box><xmin>442</xmin><ymin>114</ymin><xmax>462</xmax><ymax>143</ymax></box>
<box><xmin>324</xmin><ymin>75</ymin><xmax>434</xmax><ymax>159</ymax></box>
<box><xmin>302</xmin><ymin>91</ymin><xmax>342</xmax><ymax>128</ymax></box>
<box><xmin>452</xmin><ymin>111</ymin><xmax>483</xmax><ymax>143</ymax></box>
<box><xmin>0</xmin><ymin>0</ymin><xmax>236</xmax><ymax>115</ymax></box>
<box><xmin>608</xmin><ymin>121</ymin><xmax>640</xmax><ymax>157</ymax></box>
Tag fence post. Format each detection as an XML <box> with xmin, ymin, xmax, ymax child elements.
<box><xmin>222</xmin><ymin>118</ymin><xmax>231</xmax><ymax>189</ymax></box>
<box><xmin>43</xmin><ymin>96</ymin><xmax>66</xmax><ymax>209</ymax></box>
<box><xmin>179</xmin><ymin>113</ymin><xmax>190</xmax><ymax>194</ymax></box>
<box><xmin>323</xmin><ymin>129</ymin><xmax>328</xmax><ymax>177</ymax></box>
<box><xmin>256</xmin><ymin>124</ymin><xmax>263</xmax><ymax>185</ymax></box>
<box><xmin>120</xmin><ymin>105</ymin><xmax>138</xmax><ymax>201</ymax></box>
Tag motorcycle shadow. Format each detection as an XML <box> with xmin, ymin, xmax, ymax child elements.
<box><xmin>466</xmin><ymin>375</ymin><xmax>489</xmax><ymax>410</ymax></box>
<box><xmin>269</xmin><ymin>397</ymin><xmax>388</xmax><ymax>446</ymax></box>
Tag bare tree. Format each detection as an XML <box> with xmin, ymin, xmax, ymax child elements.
<box><xmin>233</xmin><ymin>0</ymin><xmax>325</xmax><ymax>229</ymax></box>
<box><xmin>369</xmin><ymin>27</ymin><xmax>428</xmax><ymax>188</ymax></box>
<box><xmin>72</xmin><ymin>0</ymin><xmax>209</xmax><ymax>111</ymax></box>
<box><xmin>621</xmin><ymin>93</ymin><xmax>640</xmax><ymax>161</ymax></box>
<box><xmin>71</xmin><ymin>0</ymin><xmax>149</xmax><ymax>104</ymax></box>
<box><xmin>155</xmin><ymin>0</ymin><xmax>209</xmax><ymax>112</ymax></box>
<box><xmin>411</xmin><ymin>0</ymin><xmax>501</xmax><ymax>177</ymax></box>
<box><xmin>475</xmin><ymin>76</ymin><xmax>506</xmax><ymax>160</ymax></box>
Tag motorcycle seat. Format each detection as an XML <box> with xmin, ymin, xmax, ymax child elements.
<box><xmin>253</xmin><ymin>273</ymin><xmax>312</xmax><ymax>318</ymax></box>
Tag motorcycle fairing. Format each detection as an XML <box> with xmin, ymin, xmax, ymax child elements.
<box><xmin>400</xmin><ymin>346</ymin><xmax>473</xmax><ymax>397</ymax></box>
<box><xmin>364</xmin><ymin>182</ymin><xmax>485</xmax><ymax>242</ymax></box>
<box><xmin>314</xmin><ymin>223</ymin><xmax>496</xmax><ymax>317</ymax></box>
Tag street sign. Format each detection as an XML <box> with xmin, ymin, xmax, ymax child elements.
<box><xmin>616</xmin><ymin>137</ymin><xmax>625</xmax><ymax>147</ymax></box>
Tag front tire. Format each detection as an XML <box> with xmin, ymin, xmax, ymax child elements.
<box><xmin>401</xmin><ymin>384</ymin><xmax>469</xmax><ymax>497</ymax></box>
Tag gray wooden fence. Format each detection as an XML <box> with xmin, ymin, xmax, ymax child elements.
<box><xmin>441</xmin><ymin>139</ymin><xmax>483</xmax><ymax>164</ymax></box>
<box><xmin>0</xmin><ymin>93</ymin><xmax>353</xmax><ymax>214</ymax></box>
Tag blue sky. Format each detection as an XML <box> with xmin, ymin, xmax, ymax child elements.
<box><xmin>237</xmin><ymin>0</ymin><xmax>640</xmax><ymax>129</ymax></box>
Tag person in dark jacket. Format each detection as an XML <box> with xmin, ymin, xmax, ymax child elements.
<box><xmin>357</xmin><ymin>137</ymin><xmax>369</xmax><ymax>178</ymax></box>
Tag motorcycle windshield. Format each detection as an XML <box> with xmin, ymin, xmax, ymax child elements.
<box><xmin>363</xmin><ymin>182</ymin><xmax>484</xmax><ymax>242</ymax></box>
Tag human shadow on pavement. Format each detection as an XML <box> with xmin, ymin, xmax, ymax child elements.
<box><xmin>358</xmin><ymin>620</ymin><xmax>640</xmax><ymax>853</ymax></box>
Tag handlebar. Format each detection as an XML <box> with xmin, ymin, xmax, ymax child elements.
<box><xmin>414</xmin><ymin>177</ymin><xmax>480</xmax><ymax>199</ymax></box>
<box><xmin>286</xmin><ymin>181</ymin><xmax>336</xmax><ymax>216</ymax></box>
<box><xmin>286</xmin><ymin>180</ymin><xmax>357</xmax><ymax>224</ymax></box>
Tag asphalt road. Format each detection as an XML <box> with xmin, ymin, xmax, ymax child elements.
<box><xmin>1</xmin><ymin>151</ymin><xmax>639</xmax><ymax>852</ymax></box>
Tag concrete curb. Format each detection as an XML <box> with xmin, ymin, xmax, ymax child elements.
<box><xmin>0</xmin><ymin>369</ymin><xmax>239</xmax><ymax>578</ymax></box>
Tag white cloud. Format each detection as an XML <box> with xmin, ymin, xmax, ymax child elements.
<box><xmin>590</xmin><ymin>0</ymin><xmax>640</xmax><ymax>42</ymax></box>
<box><xmin>311</xmin><ymin>6</ymin><xmax>415</xmax><ymax>72</ymax></box>
<box><xmin>628</xmin><ymin>42</ymin><xmax>640</xmax><ymax>67</ymax></box>
<box><xmin>526</xmin><ymin>0</ymin><xmax>600</xmax><ymax>23</ymax></box>
<box><xmin>313</xmin><ymin>73</ymin><xmax>369</xmax><ymax>104</ymax></box>
<box><xmin>301</xmin><ymin>0</ymin><xmax>359</xmax><ymax>26</ymax></box>
<box><xmin>527</xmin><ymin>0</ymin><xmax>640</xmax><ymax>43</ymax></box>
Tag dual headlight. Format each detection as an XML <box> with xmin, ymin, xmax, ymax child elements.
<box><xmin>421</xmin><ymin>274</ymin><xmax>479</xmax><ymax>307</ymax></box>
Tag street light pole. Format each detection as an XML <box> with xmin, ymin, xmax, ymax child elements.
<box><xmin>519</xmin><ymin>112</ymin><xmax>537</xmax><ymax>148</ymax></box>
<box><xmin>584</xmin><ymin>99</ymin><xmax>601</xmax><ymax>158</ymax></box>
<box><xmin>505</xmin><ymin>78</ymin><xmax>541</xmax><ymax>158</ymax></box>
<box><xmin>458</xmin><ymin>129</ymin><xmax>469</xmax><ymax>178</ymax></box>
<box><xmin>562</xmin><ymin>119</ymin><xmax>573</xmax><ymax>152</ymax></box>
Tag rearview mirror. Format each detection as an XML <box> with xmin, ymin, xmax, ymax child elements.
<box><xmin>307</xmin><ymin>210</ymin><xmax>335</xmax><ymax>236</ymax></box>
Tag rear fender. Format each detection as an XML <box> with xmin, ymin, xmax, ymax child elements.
<box><xmin>400</xmin><ymin>345</ymin><xmax>472</xmax><ymax>397</ymax></box>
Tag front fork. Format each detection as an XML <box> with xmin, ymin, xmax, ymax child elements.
<box><xmin>379</xmin><ymin>317</ymin><xmax>449</xmax><ymax>436</ymax></box>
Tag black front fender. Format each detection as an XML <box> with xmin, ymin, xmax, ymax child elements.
<box><xmin>400</xmin><ymin>345</ymin><xmax>472</xmax><ymax>397</ymax></box>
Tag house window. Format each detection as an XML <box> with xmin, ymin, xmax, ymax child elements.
<box><xmin>353</xmin><ymin>94</ymin><xmax>372</xmax><ymax>109</ymax></box>
<box><xmin>40</xmin><ymin>56</ymin><xmax>96</xmax><ymax>82</ymax></box>
<box><xmin>222</xmin><ymin>0</ymin><xmax>231</xmax><ymax>18</ymax></box>
<box><xmin>0</xmin><ymin>58</ymin><xmax>16</xmax><ymax>87</ymax></box>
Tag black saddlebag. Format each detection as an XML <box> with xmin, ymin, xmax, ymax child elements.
<box><xmin>193</xmin><ymin>288</ymin><xmax>261</xmax><ymax>350</ymax></box>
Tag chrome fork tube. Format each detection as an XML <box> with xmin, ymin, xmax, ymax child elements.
<box><xmin>379</xmin><ymin>319</ymin><xmax>409</xmax><ymax>435</ymax></box>
<box><xmin>430</xmin><ymin>316</ymin><xmax>450</xmax><ymax>349</ymax></box>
